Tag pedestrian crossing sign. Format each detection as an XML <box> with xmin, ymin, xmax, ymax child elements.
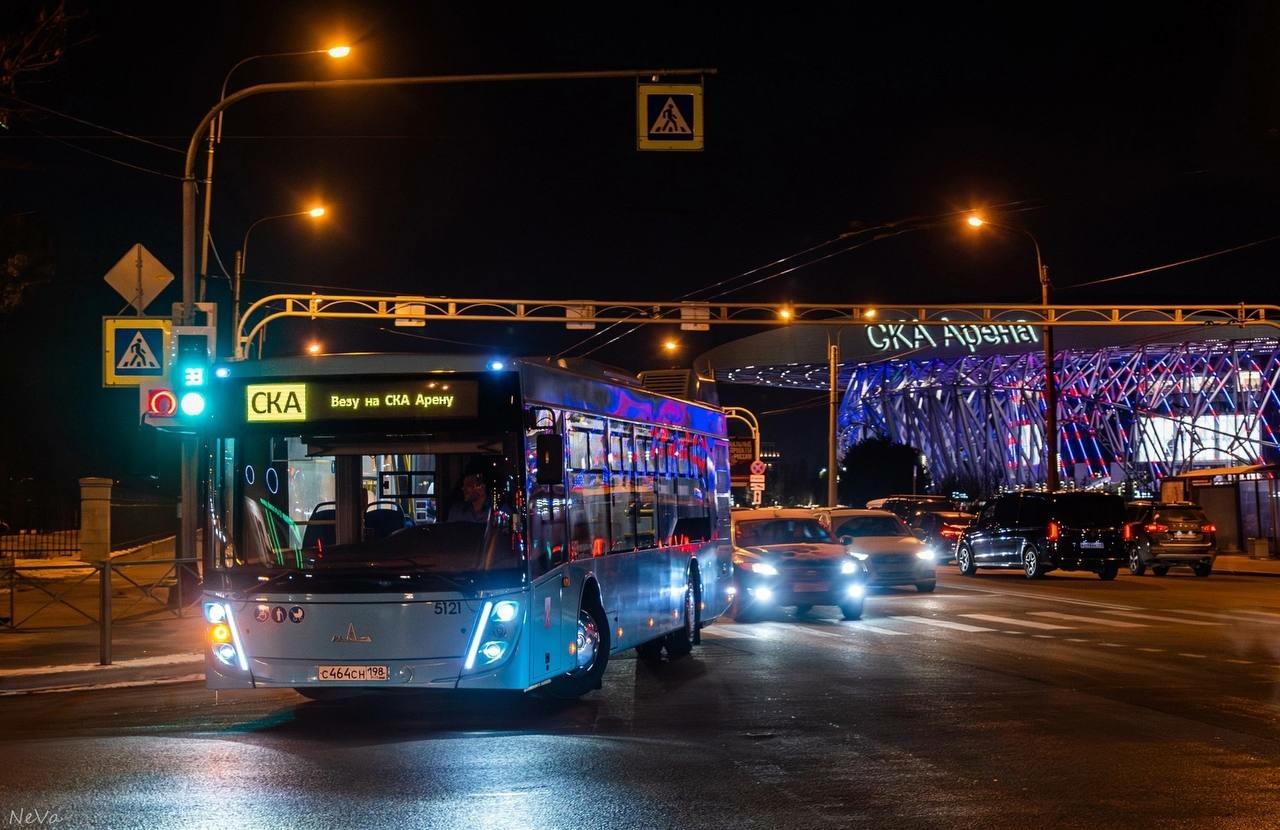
<box><xmin>103</xmin><ymin>317</ymin><xmax>171</xmax><ymax>387</ymax></box>
<box><xmin>637</xmin><ymin>83</ymin><xmax>704</xmax><ymax>151</ymax></box>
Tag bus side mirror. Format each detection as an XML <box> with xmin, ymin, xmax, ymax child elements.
<box><xmin>535</xmin><ymin>433</ymin><xmax>564</xmax><ymax>485</ymax></box>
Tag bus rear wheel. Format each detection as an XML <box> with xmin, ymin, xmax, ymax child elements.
<box><xmin>664</xmin><ymin>578</ymin><xmax>698</xmax><ymax>659</ymax></box>
<box><xmin>544</xmin><ymin>600</ymin><xmax>609</xmax><ymax>699</ymax></box>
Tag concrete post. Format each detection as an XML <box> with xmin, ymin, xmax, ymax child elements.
<box><xmin>79</xmin><ymin>477</ymin><xmax>113</xmax><ymax>562</ymax></box>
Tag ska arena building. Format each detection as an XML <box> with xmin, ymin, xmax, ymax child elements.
<box><xmin>699</xmin><ymin>318</ymin><xmax>1280</xmax><ymax>507</ymax></box>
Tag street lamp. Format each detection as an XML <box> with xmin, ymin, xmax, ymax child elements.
<box><xmin>199</xmin><ymin>45</ymin><xmax>351</xmax><ymax>299</ymax></box>
<box><xmin>966</xmin><ymin>214</ymin><xmax>1059</xmax><ymax>492</ymax></box>
<box><xmin>233</xmin><ymin>206</ymin><xmax>327</xmax><ymax>355</ymax></box>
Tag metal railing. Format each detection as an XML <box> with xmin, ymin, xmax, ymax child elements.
<box><xmin>0</xmin><ymin>556</ymin><xmax>200</xmax><ymax>665</ymax></box>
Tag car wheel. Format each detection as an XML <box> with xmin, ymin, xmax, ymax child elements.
<box><xmin>1022</xmin><ymin>545</ymin><xmax>1045</xmax><ymax>579</ymax></box>
<box><xmin>1098</xmin><ymin>563</ymin><xmax>1119</xmax><ymax>581</ymax></box>
<box><xmin>916</xmin><ymin>580</ymin><xmax>936</xmax><ymax>593</ymax></box>
<box><xmin>1128</xmin><ymin>548</ymin><xmax>1146</xmax><ymax>576</ymax></box>
<box><xmin>957</xmin><ymin>544</ymin><xmax>978</xmax><ymax>576</ymax></box>
<box><xmin>1152</xmin><ymin>566</ymin><xmax>1169</xmax><ymax>576</ymax></box>
<box><xmin>839</xmin><ymin>598</ymin><xmax>863</xmax><ymax>621</ymax></box>
<box><xmin>1192</xmin><ymin>562</ymin><xmax>1213</xmax><ymax>578</ymax></box>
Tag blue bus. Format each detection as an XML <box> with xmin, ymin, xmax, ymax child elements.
<box><xmin>197</xmin><ymin>354</ymin><xmax>732</xmax><ymax>698</ymax></box>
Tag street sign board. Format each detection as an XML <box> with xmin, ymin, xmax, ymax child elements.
<box><xmin>749</xmin><ymin>459</ymin><xmax>766</xmax><ymax>475</ymax></box>
<box><xmin>637</xmin><ymin>83</ymin><xmax>704</xmax><ymax>151</ymax></box>
<box><xmin>103</xmin><ymin>244</ymin><xmax>173</xmax><ymax>314</ymax></box>
<box><xmin>103</xmin><ymin>317</ymin><xmax>171</xmax><ymax>387</ymax></box>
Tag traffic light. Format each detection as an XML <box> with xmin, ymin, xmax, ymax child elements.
<box><xmin>170</xmin><ymin>326</ymin><xmax>214</xmax><ymax>426</ymax></box>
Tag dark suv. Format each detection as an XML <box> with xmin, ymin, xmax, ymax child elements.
<box><xmin>956</xmin><ymin>491</ymin><xmax>1127</xmax><ymax>580</ymax></box>
<box><xmin>1124</xmin><ymin>501</ymin><xmax>1216</xmax><ymax>577</ymax></box>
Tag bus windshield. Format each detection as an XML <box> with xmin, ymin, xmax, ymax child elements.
<box><xmin>209</xmin><ymin>426</ymin><xmax>527</xmax><ymax>592</ymax></box>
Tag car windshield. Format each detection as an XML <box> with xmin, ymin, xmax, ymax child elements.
<box><xmin>835</xmin><ymin>516</ymin><xmax>911</xmax><ymax>537</ymax></box>
<box><xmin>735</xmin><ymin>518</ymin><xmax>833</xmax><ymax>545</ymax></box>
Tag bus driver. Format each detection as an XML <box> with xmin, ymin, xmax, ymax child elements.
<box><xmin>447</xmin><ymin>473</ymin><xmax>491</xmax><ymax>523</ymax></box>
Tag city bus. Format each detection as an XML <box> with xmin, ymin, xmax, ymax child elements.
<box><xmin>196</xmin><ymin>353</ymin><xmax>732</xmax><ymax>698</ymax></box>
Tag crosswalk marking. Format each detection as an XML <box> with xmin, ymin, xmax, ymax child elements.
<box><xmin>847</xmin><ymin>622</ymin><xmax>909</xmax><ymax>636</ymax></box>
<box><xmin>792</xmin><ymin>626</ymin><xmax>843</xmax><ymax>639</ymax></box>
<box><xmin>1028</xmin><ymin>611</ymin><xmax>1145</xmax><ymax>628</ymax></box>
<box><xmin>892</xmin><ymin>615</ymin><xmax>992</xmax><ymax>632</ymax></box>
<box><xmin>1099</xmin><ymin>610</ymin><xmax>1223</xmax><ymax>626</ymax></box>
<box><xmin>706</xmin><ymin>626</ymin><xmax>756</xmax><ymax>639</ymax></box>
<box><xmin>961</xmin><ymin>614</ymin><xmax>1073</xmax><ymax>630</ymax></box>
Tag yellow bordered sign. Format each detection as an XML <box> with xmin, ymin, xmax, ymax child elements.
<box><xmin>103</xmin><ymin>317</ymin><xmax>171</xmax><ymax>387</ymax></box>
<box><xmin>637</xmin><ymin>83</ymin><xmax>704</xmax><ymax>151</ymax></box>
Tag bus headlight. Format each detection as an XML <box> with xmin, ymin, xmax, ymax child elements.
<box><xmin>841</xmin><ymin>560</ymin><xmax>859</xmax><ymax>574</ymax></box>
<box><xmin>846</xmin><ymin>584</ymin><xmax>865</xmax><ymax>599</ymax></box>
<box><xmin>463</xmin><ymin>599</ymin><xmax>522</xmax><ymax>674</ymax></box>
<box><xmin>750</xmin><ymin>562</ymin><xmax>779</xmax><ymax>576</ymax></box>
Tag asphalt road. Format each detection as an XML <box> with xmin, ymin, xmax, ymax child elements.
<box><xmin>3</xmin><ymin>569</ymin><xmax>1279</xmax><ymax>830</ymax></box>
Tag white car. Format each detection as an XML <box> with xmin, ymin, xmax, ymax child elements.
<box><xmin>813</xmin><ymin>508</ymin><xmax>938</xmax><ymax>593</ymax></box>
<box><xmin>729</xmin><ymin>508</ymin><xmax>867</xmax><ymax>621</ymax></box>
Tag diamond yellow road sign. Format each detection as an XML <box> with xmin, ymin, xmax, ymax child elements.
<box><xmin>637</xmin><ymin>83</ymin><xmax>704</xmax><ymax>151</ymax></box>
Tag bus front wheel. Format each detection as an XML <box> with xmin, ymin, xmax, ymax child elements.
<box><xmin>544</xmin><ymin>599</ymin><xmax>610</xmax><ymax>699</ymax></box>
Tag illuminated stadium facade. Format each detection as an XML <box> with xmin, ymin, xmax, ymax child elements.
<box><xmin>700</xmin><ymin>321</ymin><xmax>1280</xmax><ymax>495</ymax></box>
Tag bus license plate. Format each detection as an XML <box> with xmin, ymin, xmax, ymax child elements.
<box><xmin>317</xmin><ymin>664</ymin><xmax>389</xmax><ymax>682</ymax></box>
<box><xmin>793</xmin><ymin>581</ymin><xmax>828</xmax><ymax>592</ymax></box>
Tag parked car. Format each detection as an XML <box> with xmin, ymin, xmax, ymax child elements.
<box><xmin>907</xmin><ymin>508</ymin><xmax>975</xmax><ymax>562</ymax></box>
<box><xmin>1124</xmin><ymin>500</ymin><xmax>1216</xmax><ymax>577</ymax></box>
<box><xmin>956</xmin><ymin>491</ymin><xmax>1127</xmax><ymax>580</ymax></box>
<box><xmin>729</xmin><ymin>508</ymin><xmax>867</xmax><ymax>621</ymax></box>
<box><xmin>866</xmin><ymin>494</ymin><xmax>956</xmax><ymax>521</ymax></box>
<box><xmin>815</xmin><ymin>507</ymin><xmax>937</xmax><ymax>592</ymax></box>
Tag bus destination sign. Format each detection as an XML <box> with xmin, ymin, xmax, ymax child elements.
<box><xmin>245</xmin><ymin>380</ymin><xmax>479</xmax><ymax>423</ymax></box>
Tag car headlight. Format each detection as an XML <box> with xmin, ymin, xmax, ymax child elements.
<box><xmin>841</xmin><ymin>560</ymin><xmax>859</xmax><ymax>574</ymax></box>
<box><xmin>916</xmin><ymin>548</ymin><xmax>937</xmax><ymax>561</ymax></box>
<box><xmin>750</xmin><ymin>562</ymin><xmax>779</xmax><ymax>576</ymax></box>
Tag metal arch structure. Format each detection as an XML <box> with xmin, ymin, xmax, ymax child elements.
<box><xmin>233</xmin><ymin>293</ymin><xmax>1280</xmax><ymax>495</ymax></box>
<box><xmin>233</xmin><ymin>293</ymin><xmax>1280</xmax><ymax>359</ymax></box>
<box><xmin>833</xmin><ymin>336</ymin><xmax>1280</xmax><ymax>494</ymax></box>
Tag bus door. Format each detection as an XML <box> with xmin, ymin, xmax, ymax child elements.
<box><xmin>527</xmin><ymin>482</ymin><xmax>573</xmax><ymax>684</ymax></box>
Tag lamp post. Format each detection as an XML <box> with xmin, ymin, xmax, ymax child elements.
<box><xmin>233</xmin><ymin>207</ymin><xmax>326</xmax><ymax>354</ymax></box>
<box><xmin>199</xmin><ymin>45</ymin><xmax>350</xmax><ymax>300</ymax></box>
<box><xmin>966</xmin><ymin>215</ymin><xmax>1059</xmax><ymax>492</ymax></box>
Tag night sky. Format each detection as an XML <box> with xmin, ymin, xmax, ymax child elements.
<box><xmin>2</xmin><ymin>1</ymin><xmax>1279</xmax><ymax>497</ymax></box>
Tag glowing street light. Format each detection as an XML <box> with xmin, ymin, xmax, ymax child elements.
<box><xmin>198</xmin><ymin>44</ymin><xmax>351</xmax><ymax>300</ymax></box>
<box><xmin>233</xmin><ymin>206</ymin><xmax>328</xmax><ymax>355</ymax></box>
<box><xmin>967</xmin><ymin>213</ymin><xmax>1059</xmax><ymax>491</ymax></box>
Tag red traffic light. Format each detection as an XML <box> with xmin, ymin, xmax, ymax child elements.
<box><xmin>146</xmin><ymin>388</ymin><xmax>178</xmax><ymax>418</ymax></box>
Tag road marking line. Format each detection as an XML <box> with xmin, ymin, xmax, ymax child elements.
<box><xmin>1028</xmin><ymin>611</ymin><xmax>1145</xmax><ymax>628</ymax></box>
<box><xmin>1177</xmin><ymin>653</ymin><xmax>1207</xmax><ymax>659</ymax></box>
<box><xmin>705</xmin><ymin>627</ymin><xmax>757</xmax><ymax>639</ymax></box>
<box><xmin>846</xmin><ymin>622</ymin><xmax>909</xmax><ymax>636</ymax></box>
<box><xmin>961</xmin><ymin>614</ymin><xmax>1073</xmax><ymax>630</ymax></box>
<box><xmin>891</xmin><ymin>615</ymin><xmax>992</xmax><ymax>632</ymax></box>
<box><xmin>1136</xmin><ymin>647</ymin><xmax>1165</xmax><ymax>653</ymax></box>
<box><xmin>1099</xmin><ymin>610</ymin><xmax>1222</xmax><ymax>625</ymax></box>
<box><xmin>791</xmin><ymin>626</ymin><xmax>842</xmax><ymax>639</ymax></box>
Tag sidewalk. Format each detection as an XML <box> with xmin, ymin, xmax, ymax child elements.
<box><xmin>1</xmin><ymin>553</ymin><xmax>1278</xmax><ymax>695</ymax></box>
<box><xmin>0</xmin><ymin>551</ymin><xmax>205</xmax><ymax>695</ymax></box>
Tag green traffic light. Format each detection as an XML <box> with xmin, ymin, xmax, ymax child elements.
<box><xmin>180</xmin><ymin>390</ymin><xmax>207</xmax><ymax>417</ymax></box>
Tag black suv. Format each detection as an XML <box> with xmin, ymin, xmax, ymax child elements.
<box><xmin>1124</xmin><ymin>501</ymin><xmax>1216</xmax><ymax>577</ymax></box>
<box><xmin>956</xmin><ymin>491</ymin><xmax>1127</xmax><ymax>580</ymax></box>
